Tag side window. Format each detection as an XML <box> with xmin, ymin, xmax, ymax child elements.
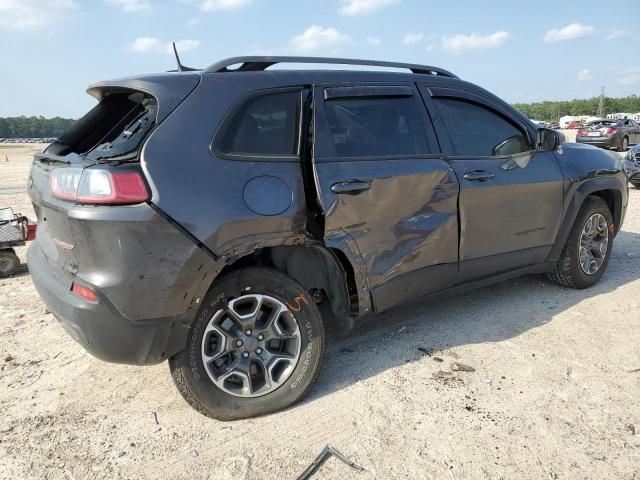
<box><xmin>433</xmin><ymin>97</ymin><xmax>531</xmax><ymax>157</ymax></box>
<box><xmin>217</xmin><ymin>90</ymin><xmax>300</xmax><ymax>157</ymax></box>
<box><xmin>323</xmin><ymin>95</ymin><xmax>430</xmax><ymax>157</ymax></box>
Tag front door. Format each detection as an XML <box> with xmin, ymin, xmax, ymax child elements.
<box><xmin>311</xmin><ymin>84</ymin><xmax>459</xmax><ymax>313</ymax></box>
<box><xmin>420</xmin><ymin>85</ymin><xmax>564</xmax><ymax>282</ymax></box>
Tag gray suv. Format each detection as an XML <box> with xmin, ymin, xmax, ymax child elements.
<box><xmin>28</xmin><ymin>56</ymin><xmax>628</xmax><ymax>419</ymax></box>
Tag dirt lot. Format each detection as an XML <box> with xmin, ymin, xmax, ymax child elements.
<box><xmin>1</xmin><ymin>145</ymin><xmax>639</xmax><ymax>480</ymax></box>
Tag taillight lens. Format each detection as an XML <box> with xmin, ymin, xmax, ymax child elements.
<box><xmin>577</xmin><ymin>129</ymin><xmax>586</xmax><ymax>135</ymax></box>
<box><xmin>50</xmin><ymin>168</ymin><xmax>81</xmax><ymax>200</ymax></box>
<box><xmin>605</xmin><ymin>128</ymin><xmax>616</xmax><ymax>135</ymax></box>
<box><xmin>51</xmin><ymin>167</ymin><xmax>148</xmax><ymax>205</ymax></box>
<box><xmin>71</xmin><ymin>281</ymin><xmax>98</xmax><ymax>302</ymax></box>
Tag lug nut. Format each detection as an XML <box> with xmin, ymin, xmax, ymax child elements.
<box><xmin>256</xmin><ymin>348</ymin><xmax>262</xmax><ymax>354</ymax></box>
<box><xmin>257</xmin><ymin>334</ymin><xmax>264</xmax><ymax>341</ymax></box>
<box><xmin>245</xmin><ymin>329</ymin><xmax>252</xmax><ymax>336</ymax></box>
<box><xmin>236</xmin><ymin>339</ymin><xmax>243</xmax><ymax>347</ymax></box>
<box><xmin>242</xmin><ymin>352</ymin><xmax>249</xmax><ymax>358</ymax></box>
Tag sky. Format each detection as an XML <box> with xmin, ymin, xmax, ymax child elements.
<box><xmin>0</xmin><ymin>0</ymin><xmax>639</xmax><ymax>118</ymax></box>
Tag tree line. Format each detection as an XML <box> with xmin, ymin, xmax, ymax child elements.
<box><xmin>0</xmin><ymin>116</ymin><xmax>76</xmax><ymax>139</ymax></box>
<box><xmin>513</xmin><ymin>95</ymin><xmax>640</xmax><ymax>122</ymax></box>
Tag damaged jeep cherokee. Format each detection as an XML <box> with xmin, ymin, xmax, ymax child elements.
<box><xmin>28</xmin><ymin>56</ymin><xmax>628</xmax><ymax>419</ymax></box>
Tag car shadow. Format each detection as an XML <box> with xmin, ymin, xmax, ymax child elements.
<box><xmin>303</xmin><ymin>230</ymin><xmax>640</xmax><ymax>403</ymax></box>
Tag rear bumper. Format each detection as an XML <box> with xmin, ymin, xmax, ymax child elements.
<box><xmin>28</xmin><ymin>242</ymin><xmax>184</xmax><ymax>365</ymax></box>
<box><xmin>576</xmin><ymin>136</ymin><xmax>617</xmax><ymax>148</ymax></box>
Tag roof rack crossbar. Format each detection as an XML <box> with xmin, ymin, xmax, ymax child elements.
<box><xmin>204</xmin><ymin>56</ymin><xmax>458</xmax><ymax>78</ymax></box>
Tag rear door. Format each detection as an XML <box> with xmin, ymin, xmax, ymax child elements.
<box><xmin>419</xmin><ymin>85</ymin><xmax>564</xmax><ymax>282</ymax></box>
<box><xmin>311</xmin><ymin>84</ymin><xmax>459</xmax><ymax>313</ymax></box>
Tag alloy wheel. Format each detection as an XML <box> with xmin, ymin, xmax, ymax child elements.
<box><xmin>578</xmin><ymin>213</ymin><xmax>609</xmax><ymax>275</ymax></box>
<box><xmin>200</xmin><ymin>294</ymin><xmax>302</xmax><ymax>398</ymax></box>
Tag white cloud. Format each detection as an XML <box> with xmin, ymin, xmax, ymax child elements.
<box><xmin>106</xmin><ymin>0</ymin><xmax>151</xmax><ymax>12</ymax></box>
<box><xmin>289</xmin><ymin>25</ymin><xmax>352</xmax><ymax>53</ymax></box>
<box><xmin>0</xmin><ymin>0</ymin><xmax>77</xmax><ymax>30</ymax></box>
<box><xmin>543</xmin><ymin>23</ymin><xmax>594</xmax><ymax>43</ymax></box>
<box><xmin>443</xmin><ymin>31</ymin><xmax>511</xmax><ymax>54</ymax></box>
<box><xmin>577</xmin><ymin>69</ymin><xmax>592</xmax><ymax>82</ymax></box>
<box><xmin>402</xmin><ymin>32</ymin><xmax>423</xmax><ymax>46</ymax></box>
<box><xmin>338</xmin><ymin>0</ymin><xmax>400</xmax><ymax>15</ymax></box>
<box><xmin>201</xmin><ymin>0</ymin><xmax>252</xmax><ymax>11</ymax></box>
<box><xmin>128</xmin><ymin>37</ymin><xmax>161</xmax><ymax>53</ymax></box>
<box><xmin>604</xmin><ymin>29</ymin><xmax>626</xmax><ymax>41</ymax></box>
<box><xmin>366</xmin><ymin>36</ymin><xmax>382</xmax><ymax>46</ymax></box>
<box><xmin>172</xmin><ymin>39</ymin><xmax>200</xmax><ymax>53</ymax></box>
<box><xmin>425</xmin><ymin>43</ymin><xmax>433</xmax><ymax>51</ymax></box>
<box><xmin>128</xmin><ymin>37</ymin><xmax>200</xmax><ymax>54</ymax></box>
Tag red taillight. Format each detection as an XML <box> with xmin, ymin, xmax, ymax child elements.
<box><xmin>71</xmin><ymin>281</ymin><xmax>98</xmax><ymax>302</ymax></box>
<box><xmin>605</xmin><ymin>128</ymin><xmax>615</xmax><ymax>135</ymax></box>
<box><xmin>577</xmin><ymin>129</ymin><xmax>586</xmax><ymax>135</ymax></box>
<box><xmin>51</xmin><ymin>168</ymin><xmax>148</xmax><ymax>205</ymax></box>
<box><xmin>26</xmin><ymin>223</ymin><xmax>37</xmax><ymax>241</ymax></box>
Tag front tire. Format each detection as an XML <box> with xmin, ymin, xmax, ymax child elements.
<box><xmin>169</xmin><ymin>267</ymin><xmax>325</xmax><ymax>420</ymax></box>
<box><xmin>547</xmin><ymin>196</ymin><xmax>613</xmax><ymax>289</ymax></box>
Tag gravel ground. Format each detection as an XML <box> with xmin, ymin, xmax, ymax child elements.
<box><xmin>0</xmin><ymin>145</ymin><xmax>639</xmax><ymax>480</ymax></box>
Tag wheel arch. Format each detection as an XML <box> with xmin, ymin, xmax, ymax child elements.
<box><xmin>548</xmin><ymin>177</ymin><xmax>625</xmax><ymax>262</ymax></box>
<box><xmin>215</xmin><ymin>243</ymin><xmax>358</xmax><ymax>323</ymax></box>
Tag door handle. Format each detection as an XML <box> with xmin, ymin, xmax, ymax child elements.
<box><xmin>330</xmin><ymin>180</ymin><xmax>371</xmax><ymax>195</ymax></box>
<box><xmin>463</xmin><ymin>170</ymin><xmax>495</xmax><ymax>181</ymax></box>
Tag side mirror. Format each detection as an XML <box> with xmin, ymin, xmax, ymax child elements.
<box><xmin>537</xmin><ymin>128</ymin><xmax>561</xmax><ymax>151</ymax></box>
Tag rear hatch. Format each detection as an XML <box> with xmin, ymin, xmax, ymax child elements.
<box><xmin>584</xmin><ymin>121</ymin><xmax>617</xmax><ymax>137</ymax></box>
<box><xmin>29</xmin><ymin>73</ymin><xmax>200</xmax><ymax>274</ymax></box>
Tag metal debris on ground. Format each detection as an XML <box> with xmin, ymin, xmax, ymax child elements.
<box><xmin>295</xmin><ymin>445</ymin><xmax>364</xmax><ymax>480</ymax></box>
<box><xmin>453</xmin><ymin>363</ymin><xmax>476</xmax><ymax>372</ymax></box>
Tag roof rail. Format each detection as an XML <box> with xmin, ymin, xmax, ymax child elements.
<box><xmin>204</xmin><ymin>56</ymin><xmax>458</xmax><ymax>78</ymax></box>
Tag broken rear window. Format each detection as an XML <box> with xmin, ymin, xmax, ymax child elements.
<box><xmin>50</xmin><ymin>91</ymin><xmax>158</xmax><ymax>162</ymax></box>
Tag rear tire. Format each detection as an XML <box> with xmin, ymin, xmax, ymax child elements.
<box><xmin>547</xmin><ymin>196</ymin><xmax>613</xmax><ymax>289</ymax></box>
<box><xmin>0</xmin><ymin>250</ymin><xmax>19</xmax><ymax>277</ymax></box>
<box><xmin>632</xmin><ymin>182</ymin><xmax>640</xmax><ymax>190</ymax></box>
<box><xmin>618</xmin><ymin>136</ymin><xmax>629</xmax><ymax>152</ymax></box>
<box><xmin>169</xmin><ymin>267</ymin><xmax>325</xmax><ymax>420</ymax></box>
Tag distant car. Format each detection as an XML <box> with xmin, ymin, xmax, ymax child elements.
<box><xmin>549</xmin><ymin>122</ymin><xmax>560</xmax><ymax>130</ymax></box>
<box><xmin>624</xmin><ymin>144</ymin><xmax>640</xmax><ymax>188</ymax></box>
<box><xmin>566</xmin><ymin>121</ymin><xmax>584</xmax><ymax>129</ymax></box>
<box><xmin>576</xmin><ymin>119</ymin><xmax>640</xmax><ymax>151</ymax></box>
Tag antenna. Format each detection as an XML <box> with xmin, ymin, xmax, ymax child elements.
<box><xmin>170</xmin><ymin>42</ymin><xmax>199</xmax><ymax>72</ymax></box>
<box><xmin>172</xmin><ymin>42</ymin><xmax>185</xmax><ymax>72</ymax></box>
